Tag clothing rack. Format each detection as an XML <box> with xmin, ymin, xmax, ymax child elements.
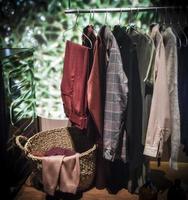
<box><xmin>64</xmin><ymin>6</ymin><xmax>185</xmax><ymax>14</ymax></box>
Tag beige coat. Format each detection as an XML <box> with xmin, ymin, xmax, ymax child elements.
<box><xmin>162</xmin><ymin>27</ymin><xmax>180</xmax><ymax>170</ymax></box>
<box><xmin>144</xmin><ymin>25</ymin><xmax>171</xmax><ymax>157</ymax></box>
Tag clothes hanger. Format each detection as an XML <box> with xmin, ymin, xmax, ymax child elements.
<box><xmin>126</xmin><ymin>7</ymin><xmax>133</xmax><ymax>30</ymax></box>
<box><xmin>62</xmin><ymin>12</ymin><xmax>78</xmax><ymax>41</ymax></box>
<box><xmin>183</xmin><ymin>8</ymin><xmax>188</xmax><ymax>28</ymax></box>
<box><xmin>112</xmin><ymin>8</ymin><xmax>123</xmax><ymax>36</ymax></box>
<box><xmin>125</xmin><ymin>8</ymin><xmax>134</xmax><ymax>32</ymax></box>
<box><xmin>176</xmin><ymin>7</ymin><xmax>188</xmax><ymax>47</ymax></box>
<box><xmin>82</xmin><ymin>9</ymin><xmax>97</xmax><ymax>48</ymax></box>
<box><xmin>158</xmin><ymin>7</ymin><xmax>182</xmax><ymax>48</ymax></box>
<box><xmin>125</xmin><ymin>8</ymin><xmax>134</xmax><ymax>29</ymax></box>
<box><xmin>126</xmin><ymin>7</ymin><xmax>134</xmax><ymax>32</ymax></box>
<box><xmin>127</xmin><ymin>7</ymin><xmax>143</xmax><ymax>31</ymax></box>
<box><xmin>127</xmin><ymin>7</ymin><xmax>150</xmax><ymax>41</ymax></box>
<box><xmin>89</xmin><ymin>9</ymin><xmax>97</xmax><ymax>32</ymax></box>
<box><xmin>168</xmin><ymin>8</ymin><xmax>182</xmax><ymax>48</ymax></box>
<box><xmin>182</xmin><ymin>9</ymin><xmax>188</xmax><ymax>45</ymax></box>
<box><xmin>149</xmin><ymin>8</ymin><xmax>158</xmax><ymax>32</ymax></box>
<box><xmin>132</xmin><ymin>7</ymin><xmax>139</xmax><ymax>28</ymax></box>
<box><xmin>104</xmin><ymin>10</ymin><xmax>113</xmax><ymax>31</ymax></box>
<box><xmin>113</xmin><ymin>9</ymin><xmax>122</xmax><ymax>28</ymax></box>
<box><xmin>165</xmin><ymin>7</ymin><xmax>183</xmax><ymax>48</ymax></box>
<box><xmin>62</xmin><ymin>9</ymin><xmax>93</xmax><ymax>49</ymax></box>
<box><xmin>158</xmin><ymin>8</ymin><xmax>167</xmax><ymax>32</ymax></box>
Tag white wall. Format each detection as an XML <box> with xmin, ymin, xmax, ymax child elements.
<box><xmin>38</xmin><ymin>116</ymin><xmax>70</xmax><ymax>131</ymax></box>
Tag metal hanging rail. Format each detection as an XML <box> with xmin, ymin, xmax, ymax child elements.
<box><xmin>64</xmin><ymin>6</ymin><xmax>183</xmax><ymax>14</ymax></box>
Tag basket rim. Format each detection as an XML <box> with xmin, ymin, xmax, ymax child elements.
<box><xmin>27</xmin><ymin>144</ymin><xmax>96</xmax><ymax>160</ymax></box>
<box><xmin>24</xmin><ymin>127</ymin><xmax>69</xmax><ymax>150</ymax></box>
<box><xmin>21</xmin><ymin>127</ymin><xmax>96</xmax><ymax>160</ymax></box>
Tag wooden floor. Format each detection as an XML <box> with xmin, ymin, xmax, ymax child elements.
<box><xmin>15</xmin><ymin>187</ymin><xmax>138</xmax><ymax>200</ymax></box>
<box><xmin>15</xmin><ymin>162</ymin><xmax>188</xmax><ymax>200</ymax></box>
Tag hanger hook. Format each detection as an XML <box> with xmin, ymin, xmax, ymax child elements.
<box><xmin>167</xmin><ymin>7</ymin><xmax>172</xmax><ymax>25</ymax></box>
<box><xmin>162</xmin><ymin>7</ymin><xmax>166</xmax><ymax>26</ymax></box>
<box><xmin>137</xmin><ymin>7</ymin><xmax>139</xmax><ymax>18</ymax></box>
<box><xmin>89</xmin><ymin>9</ymin><xmax>92</xmax><ymax>25</ymax></box>
<box><xmin>133</xmin><ymin>7</ymin><xmax>139</xmax><ymax>25</ymax></box>
<box><xmin>74</xmin><ymin>8</ymin><xmax>80</xmax><ymax>27</ymax></box>
<box><xmin>135</xmin><ymin>7</ymin><xmax>139</xmax><ymax>19</ymax></box>
<box><xmin>177</xmin><ymin>7</ymin><xmax>181</xmax><ymax>25</ymax></box>
<box><xmin>169</xmin><ymin>8</ymin><xmax>173</xmax><ymax>25</ymax></box>
<box><xmin>118</xmin><ymin>8</ymin><xmax>122</xmax><ymax>25</ymax></box>
<box><xmin>184</xmin><ymin>7</ymin><xmax>188</xmax><ymax>26</ymax></box>
<box><xmin>131</xmin><ymin>7</ymin><xmax>133</xmax><ymax>24</ymax></box>
<box><xmin>165</xmin><ymin>7</ymin><xmax>169</xmax><ymax>25</ymax></box>
<box><xmin>93</xmin><ymin>10</ymin><xmax>95</xmax><ymax>22</ymax></box>
<box><xmin>128</xmin><ymin>7</ymin><xmax>132</xmax><ymax>24</ymax></box>
<box><xmin>177</xmin><ymin>7</ymin><xmax>188</xmax><ymax>47</ymax></box>
<box><xmin>166</xmin><ymin>7</ymin><xmax>170</xmax><ymax>25</ymax></box>
<box><xmin>105</xmin><ymin>11</ymin><xmax>108</xmax><ymax>24</ymax></box>
<box><xmin>129</xmin><ymin>8</ymin><xmax>132</xmax><ymax>24</ymax></box>
<box><xmin>155</xmin><ymin>7</ymin><xmax>158</xmax><ymax>23</ymax></box>
<box><xmin>160</xmin><ymin>8</ymin><xmax>165</xmax><ymax>26</ymax></box>
<box><xmin>89</xmin><ymin>9</ymin><xmax>95</xmax><ymax>24</ymax></box>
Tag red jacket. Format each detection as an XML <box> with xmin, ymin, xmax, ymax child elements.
<box><xmin>87</xmin><ymin>36</ymin><xmax>104</xmax><ymax>136</ymax></box>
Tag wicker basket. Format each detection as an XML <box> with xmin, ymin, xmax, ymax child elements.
<box><xmin>16</xmin><ymin>127</ymin><xmax>96</xmax><ymax>192</ymax></box>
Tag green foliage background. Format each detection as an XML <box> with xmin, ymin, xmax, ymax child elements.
<box><xmin>1</xmin><ymin>0</ymin><xmax>153</xmax><ymax>119</ymax></box>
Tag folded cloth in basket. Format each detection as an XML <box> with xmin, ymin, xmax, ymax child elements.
<box><xmin>32</xmin><ymin>147</ymin><xmax>76</xmax><ymax>157</ymax></box>
<box><xmin>42</xmin><ymin>153</ymin><xmax>80</xmax><ymax>195</ymax></box>
<box><xmin>45</xmin><ymin>147</ymin><xmax>76</xmax><ymax>156</ymax></box>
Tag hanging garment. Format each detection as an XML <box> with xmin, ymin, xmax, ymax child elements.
<box><xmin>87</xmin><ymin>32</ymin><xmax>103</xmax><ymax>136</ymax></box>
<box><xmin>119</xmin><ymin>26</ymin><xmax>151</xmax><ymax>193</ymax></box>
<box><xmin>103</xmin><ymin>26</ymin><xmax>128</xmax><ymax>162</ymax></box>
<box><xmin>128</xmin><ymin>27</ymin><xmax>155</xmax><ymax>145</ymax></box>
<box><xmin>112</xmin><ymin>25</ymin><xmax>144</xmax><ymax>193</ymax></box>
<box><xmin>81</xmin><ymin>25</ymin><xmax>98</xmax><ymax>151</ymax></box>
<box><xmin>127</xmin><ymin>28</ymin><xmax>155</xmax><ymax>192</ymax></box>
<box><xmin>88</xmin><ymin>25</ymin><xmax>108</xmax><ymax>189</ymax></box>
<box><xmin>162</xmin><ymin>27</ymin><xmax>180</xmax><ymax>170</ymax></box>
<box><xmin>87</xmin><ymin>27</ymin><xmax>106</xmax><ymax>139</ymax></box>
<box><xmin>144</xmin><ymin>24</ymin><xmax>171</xmax><ymax>158</ymax></box>
<box><xmin>178</xmin><ymin>27</ymin><xmax>188</xmax><ymax>156</ymax></box>
<box><xmin>61</xmin><ymin>41</ymin><xmax>89</xmax><ymax>129</ymax></box>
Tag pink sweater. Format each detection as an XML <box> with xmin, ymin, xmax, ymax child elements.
<box><xmin>42</xmin><ymin>153</ymin><xmax>80</xmax><ymax>195</ymax></box>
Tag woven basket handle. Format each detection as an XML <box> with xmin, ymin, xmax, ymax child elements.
<box><xmin>15</xmin><ymin>135</ymin><xmax>28</xmax><ymax>154</ymax></box>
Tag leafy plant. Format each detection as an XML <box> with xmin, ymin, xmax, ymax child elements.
<box><xmin>0</xmin><ymin>0</ymin><xmax>151</xmax><ymax>119</ymax></box>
